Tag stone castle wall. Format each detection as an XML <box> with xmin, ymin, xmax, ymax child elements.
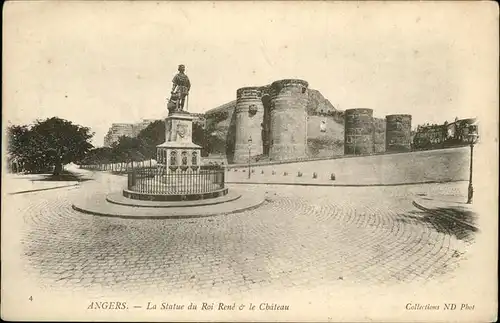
<box><xmin>306</xmin><ymin>115</ymin><xmax>344</xmax><ymax>157</ymax></box>
<box><xmin>204</xmin><ymin>100</ymin><xmax>237</xmax><ymax>161</ymax></box>
<box><xmin>203</xmin><ymin>80</ymin><xmax>412</xmax><ymax>164</ymax></box>
<box><xmin>373</xmin><ymin>118</ymin><xmax>386</xmax><ymax>153</ymax></box>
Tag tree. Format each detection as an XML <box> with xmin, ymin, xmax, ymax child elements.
<box><xmin>18</xmin><ymin>117</ymin><xmax>95</xmax><ymax>175</ymax></box>
<box><xmin>137</xmin><ymin>120</ymin><xmax>165</xmax><ymax>159</ymax></box>
<box><xmin>112</xmin><ymin>136</ymin><xmax>145</xmax><ymax>162</ymax></box>
<box><xmin>121</xmin><ymin>119</ymin><xmax>209</xmax><ymax>160</ymax></box>
<box><xmin>83</xmin><ymin>147</ymin><xmax>113</xmax><ymax>165</ymax></box>
<box><xmin>7</xmin><ymin>124</ymin><xmax>30</xmax><ymax>157</ymax></box>
<box><xmin>192</xmin><ymin>121</ymin><xmax>206</xmax><ymax>154</ymax></box>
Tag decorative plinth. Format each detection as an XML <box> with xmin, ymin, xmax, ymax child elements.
<box><xmin>156</xmin><ymin>112</ymin><xmax>202</xmax><ymax>168</ymax></box>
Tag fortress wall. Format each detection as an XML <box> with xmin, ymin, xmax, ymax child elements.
<box><xmin>307</xmin><ymin>115</ymin><xmax>344</xmax><ymax>157</ymax></box>
<box><xmin>373</xmin><ymin>117</ymin><xmax>386</xmax><ymax>153</ymax></box>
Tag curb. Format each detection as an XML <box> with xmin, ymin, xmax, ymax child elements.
<box><xmin>226</xmin><ymin>179</ymin><xmax>467</xmax><ymax>188</ymax></box>
<box><xmin>106</xmin><ymin>190</ymin><xmax>242</xmax><ymax>208</ymax></box>
<box><xmin>8</xmin><ymin>183</ymin><xmax>80</xmax><ymax>195</ymax></box>
<box><xmin>72</xmin><ymin>199</ymin><xmax>266</xmax><ymax>220</ymax></box>
<box><xmin>412</xmin><ymin>199</ymin><xmax>478</xmax><ymax>232</ymax></box>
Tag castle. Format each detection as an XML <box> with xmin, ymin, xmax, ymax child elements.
<box><xmin>203</xmin><ymin>78</ymin><xmax>413</xmax><ymax>164</ymax></box>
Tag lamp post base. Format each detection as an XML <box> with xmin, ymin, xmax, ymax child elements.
<box><xmin>467</xmin><ymin>183</ymin><xmax>473</xmax><ymax>204</ymax></box>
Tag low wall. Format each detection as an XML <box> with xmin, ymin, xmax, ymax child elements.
<box><xmin>227</xmin><ymin>146</ymin><xmax>470</xmax><ymax>185</ymax></box>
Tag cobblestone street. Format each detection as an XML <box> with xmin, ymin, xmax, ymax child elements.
<box><xmin>13</xmin><ymin>172</ymin><xmax>474</xmax><ymax>298</ymax></box>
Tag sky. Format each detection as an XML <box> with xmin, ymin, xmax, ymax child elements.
<box><xmin>3</xmin><ymin>1</ymin><xmax>498</xmax><ymax>147</ymax></box>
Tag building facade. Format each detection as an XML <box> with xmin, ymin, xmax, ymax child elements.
<box><xmin>412</xmin><ymin>118</ymin><xmax>478</xmax><ymax>150</ymax></box>
<box><xmin>104</xmin><ymin>119</ymin><xmax>159</xmax><ymax>147</ymax></box>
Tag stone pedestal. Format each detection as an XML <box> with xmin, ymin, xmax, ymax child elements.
<box><xmin>156</xmin><ymin>112</ymin><xmax>201</xmax><ymax>169</ymax></box>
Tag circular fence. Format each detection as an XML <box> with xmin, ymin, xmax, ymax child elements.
<box><xmin>124</xmin><ymin>165</ymin><xmax>227</xmax><ymax>201</ymax></box>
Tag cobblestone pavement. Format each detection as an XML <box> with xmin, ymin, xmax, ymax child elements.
<box><xmin>13</xmin><ymin>172</ymin><xmax>474</xmax><ymax>297</ymax></box>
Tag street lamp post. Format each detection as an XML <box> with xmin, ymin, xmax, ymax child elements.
<box><xmin>466</xmin><ymin>126</ymin><xmax>479</xmax><ymax>204</ymax></box>
<box><xmin>248</xmin><ymin>136</ymin><xmax>252</xmax><ymax>179</ymax></box>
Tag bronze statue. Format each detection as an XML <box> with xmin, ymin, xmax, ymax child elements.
<box><xmin>168</xmin><ymin>64</ymin><xmax>191</xmax><ymax>114</ymax></box>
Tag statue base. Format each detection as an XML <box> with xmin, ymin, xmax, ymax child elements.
<box><xmin>156</xmin><ymin>112</ymin><xmax>201</xmax><ymax>169</ymax></box>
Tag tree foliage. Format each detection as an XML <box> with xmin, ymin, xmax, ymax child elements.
<box><xmin>82</xmin><ymin>119</ymin><xmax>208</xmax><ymax>165</ymax></box>
<box><xmin>137</xmin><ymin>120</ymin><xmax>165</xmax><ymax>159</ymax></box>
<box><xmin>7</xmin><ymin>117</ymin><xmax>94</xmax><ymax>174</ymax></box>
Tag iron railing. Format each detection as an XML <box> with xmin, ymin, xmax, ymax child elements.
<box><xmin>127</xmin><ymin>165</ymin><xmax>225</xmax><ymax>195</ymax></box>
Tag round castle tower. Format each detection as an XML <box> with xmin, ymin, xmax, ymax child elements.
<box><xmin>268</xmin><ymin>79</ymin><xmax>309</xmax><ymax>161</ymax></box>
<box><xmin>233</xmin><ymin>87</ymin><xmax>265</xmax><ymax>164</ymax></box>
<box><xmin>344</xmin><ymin>108</ymin><xmax>374</xmax><ymax>155</ymax></box>
<box><xmin>385</xmin><ymin>114</ymin><xmax>412</xmax><ymax>152</ymax></box>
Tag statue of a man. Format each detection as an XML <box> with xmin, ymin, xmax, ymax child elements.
<box><xmin>171</xmin><ymin>64</ymin><xmax>191</xmax><ymax>111</ymax></box>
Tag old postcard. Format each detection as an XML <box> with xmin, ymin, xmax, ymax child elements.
<box><xmin>1</xmin><ymin>1</ymin><xmax>498</xmax><ymax>322</ymax></box>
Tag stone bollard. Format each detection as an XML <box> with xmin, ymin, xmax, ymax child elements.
<box><xmin>330</xmin><ymin>173</ymin><xmax>336</xmax><ymax>181</ymax></box>
<box><xmin>313</xmin><ymin>172</ymin><xmax>318</xmax><ymax>179</ymax></box>
<box><xmin>261</xmin><ymin>170</ymin><xmax>264</xmax><ymax>174</ymax></box>
<box><xmin>297</xmin><ymin>171</ymin><xmax>303</xmax><ymax>177</ymax></box>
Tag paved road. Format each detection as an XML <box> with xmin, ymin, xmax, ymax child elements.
<box><xmin>12</xmin><ymin>172</ymin><xmax>474</xmax><ymax>297</ymax></box>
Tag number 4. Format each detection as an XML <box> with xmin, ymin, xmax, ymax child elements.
<box><xmin>29</xmin><ymin>296</ymin><xmax>33</xmax><ymax>301</ymax></box>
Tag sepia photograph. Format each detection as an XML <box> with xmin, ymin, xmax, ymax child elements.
<box><xmin>2</xmin><ymin>1</ymin><xmax>498</xmax><ymax>321</ymax></box>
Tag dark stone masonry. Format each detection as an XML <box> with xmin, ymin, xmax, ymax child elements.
<box><xmin>202</xmin><ymin>78</ymin><xmax>413</xmax><ymax>164</ymax></box>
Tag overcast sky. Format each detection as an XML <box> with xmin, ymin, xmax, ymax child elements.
<box><xmin>4</xmin><ymin>1</ymin><xmax>497</xmax><ymax>146</ymax></box>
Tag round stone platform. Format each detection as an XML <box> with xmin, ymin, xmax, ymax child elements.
<box><xmin>72</xmin><ymin>189</ymin><xmax>266</xmax><ymax>219</ymax></box>
<box><xmin>107</xmin><ymin>190</ymin><xmax>241</xmax><ymax>208</ymax></box>
<box><xmin>122</xmin><ymin>187</ymin><xmax>228</xmax><ymax>202</ymax></box>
